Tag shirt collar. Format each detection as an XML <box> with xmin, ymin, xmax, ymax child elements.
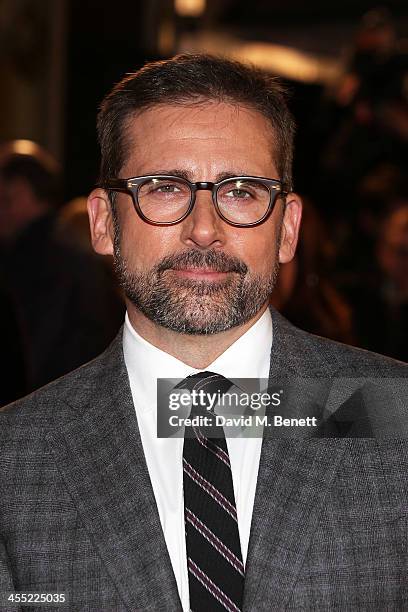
<box><xmin>123</xmin><ymin>308</ymin><xmax>272</xmax><ymax>413</ymax></box>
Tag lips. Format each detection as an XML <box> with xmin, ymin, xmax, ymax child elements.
<box><xmin>169</xmin><ymin>267</ymin><xmax>231</xmax><ymax>279</ymax></box>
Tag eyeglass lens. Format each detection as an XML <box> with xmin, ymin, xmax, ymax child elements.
<box><xmin>137</xmin><ymin>177</ymin><xmax>272</xmax><ymax>224</ymax></box>
<box><xmin>138</xmin><ymin>177</ymin><xmax>190</xmax><ymax>223</ymax></box>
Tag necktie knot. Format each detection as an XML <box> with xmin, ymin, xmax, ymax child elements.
<box><xmin>177</xmin><ymin>371</ymin><xmax>232</xmax><ymax>394</ymax></box>
<box><xmin>175</xmin><ymin>371</ymin><xmax>233</xmax><ymax>429</ymax></box>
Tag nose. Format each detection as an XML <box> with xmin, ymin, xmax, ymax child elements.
<box><xmin>180</xmin><ymin>189</ymin><xmax>225</xmax><ymax>249</ymax></box>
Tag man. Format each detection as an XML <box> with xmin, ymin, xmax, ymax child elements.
<box><xmin>0</xmin><ymin>55</ymin><xmax>407</xmax><ymax>612</ymax></box>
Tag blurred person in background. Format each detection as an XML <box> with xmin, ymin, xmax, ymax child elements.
<box><xmin>0</xmin><ymin>140</ymin><xmax>124</xmax><ymax>403</ymax></box>
<box><xmin>54</xmin><ymin>196</ymin><xmax>96</xmax><ymax>252</ymax></box>
<box><xmin>55</xmin><ymin>195</ymin><xmax>122</xmax><ymax>301</ymax></box>
<box><xmin>338</xmin><ymin>161</ymin><xmax>407</xmax><ymax>280</ymax></box>
<box><xmin>306</xmin><ymin>7</ymin><xmax>407</xmax><ymax>230</ymax></box>
<box><xmin>347</xmin><ymin>200</ymin><xmax>408</xmax><ymax>362</ymax></box>
<box><xmin>270</xmin><ymin>199</ymin><xmax>354</xmax><ymax>344</ymax></box>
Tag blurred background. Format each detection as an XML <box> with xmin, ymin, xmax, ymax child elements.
<box><xmin>0</xmin><ymin>0</ymin><xmax>407</xmax><ymax>405</ymax></box>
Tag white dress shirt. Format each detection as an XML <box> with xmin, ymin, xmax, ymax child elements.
<box><xmin>123</xmin><ymin>308</ymin><xmax>272</xmax><ymax>611</ymax></box>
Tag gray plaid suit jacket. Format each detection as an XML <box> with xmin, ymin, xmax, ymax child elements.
<box><xmin>1</xmin><ymin>308</ymin><xmax>407</xmax><ymax>611</ymax></box>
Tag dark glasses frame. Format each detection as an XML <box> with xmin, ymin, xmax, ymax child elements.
<box><xmin>98</xmin><ymin>174</ymin><xmax>289</xmax><ymax>227</ymax></box>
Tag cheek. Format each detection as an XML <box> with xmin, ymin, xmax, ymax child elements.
<box><xmin>119</xmin><ymin>222</ymin><xmax>182</xmax><ymax>268</ymax></box>
<box><xmin>234</xmin><ymin>230</ymin><xmax>279</xmax><ymax>273</ymax></box>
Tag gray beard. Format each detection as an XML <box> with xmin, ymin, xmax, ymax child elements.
<box><xmin>113</xmin><ymin>223</ymin><xmax>280</xmax><ymax>335</ymax></box>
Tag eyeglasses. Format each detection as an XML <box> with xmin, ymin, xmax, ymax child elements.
<box><xmin>100</xmin><ymin>174</ymin><xmax>288</xmax><ymax>227</ymax></box>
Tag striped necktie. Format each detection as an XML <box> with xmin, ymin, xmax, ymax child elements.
<box><xmin>180</xmin><ymin>372</ymin><xmax>245</xmax><ymax>612</ymax></box>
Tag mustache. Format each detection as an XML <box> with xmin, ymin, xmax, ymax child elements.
<box><xmin>156</xmin><ymin>249</ymin><xmax>248</xmax><ymax>275</ymax></box>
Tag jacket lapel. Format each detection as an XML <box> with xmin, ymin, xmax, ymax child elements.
<box><xmin>243</xmin><ymin>309</ymin><xmax>348</xmax><ymax>610</ymax></box>
<box><xmin>47</xmin><ymin>333</ymin><xmax>182</xmax><ymax>611</ymax></box>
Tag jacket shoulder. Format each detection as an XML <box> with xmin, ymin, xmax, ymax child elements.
<box><xmin>302</xmin><ymin>330</ymin><xmax>407</xmax><ymax>375</ymax></box>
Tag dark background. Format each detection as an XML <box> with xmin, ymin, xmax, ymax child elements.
<box><xmin>63</xmin><ymin>0</ymin><xmax>408</xmax><ymax>197</ymax></box>
<box><xmin>0</xmin><ymin>0</ymin><xmax>407</xmax><ymax>404</ymax></box>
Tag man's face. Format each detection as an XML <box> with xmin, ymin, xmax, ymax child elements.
<box><xmin>89</xmin><ymin>101</ymin><xmax>301</xmax><ymax>334</ymax></box>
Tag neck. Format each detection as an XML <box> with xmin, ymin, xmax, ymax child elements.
<box><xmin>126</xmin><ymin>303</ymin><xmax>268</xmax><ymax>368</ymax></box>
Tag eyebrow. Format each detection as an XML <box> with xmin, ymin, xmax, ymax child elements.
<box><xmin>135</xmin><ymin>169</ymin><xmax>257</xmax><ymax>182</ymax></box>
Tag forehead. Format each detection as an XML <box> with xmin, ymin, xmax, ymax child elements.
<box><xmin>120</xmin><ymin>101</ymin><xmax>278</xmax><ymax>178</ymax></box>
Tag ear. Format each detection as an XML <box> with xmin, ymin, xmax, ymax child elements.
<box><xmin>87</xmin><ymin>188</ymin><xmax>115</xmax><ymax>256</ymax></box>
<box><xmin>278</xmin><ymin>193</ymin><xmax>302</xmax><ymax>264</ymax></box>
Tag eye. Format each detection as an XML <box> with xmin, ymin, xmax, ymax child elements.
<box><xmin>156</xmin><ymin>184</ymin><xmax>181</xmax><ymax>193</ymax></box>
<box><xmin>222</xmin><ymin>181</ymin><xmax>257</xmax><ymax>201</ymax></box>
<box><xmin>140</xmin><ymin>179</ymin><xmax>189</xmax><ymax>199</ymax></box>
<box><xmin>225</xmin><ymin>188</ymin><xmax>252</xmax><ymax>199</ymax></box>
<box><xmin>149</xmin><ymin>182</ymin><xmax>182</xmax><ymax>194</ymax></box>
